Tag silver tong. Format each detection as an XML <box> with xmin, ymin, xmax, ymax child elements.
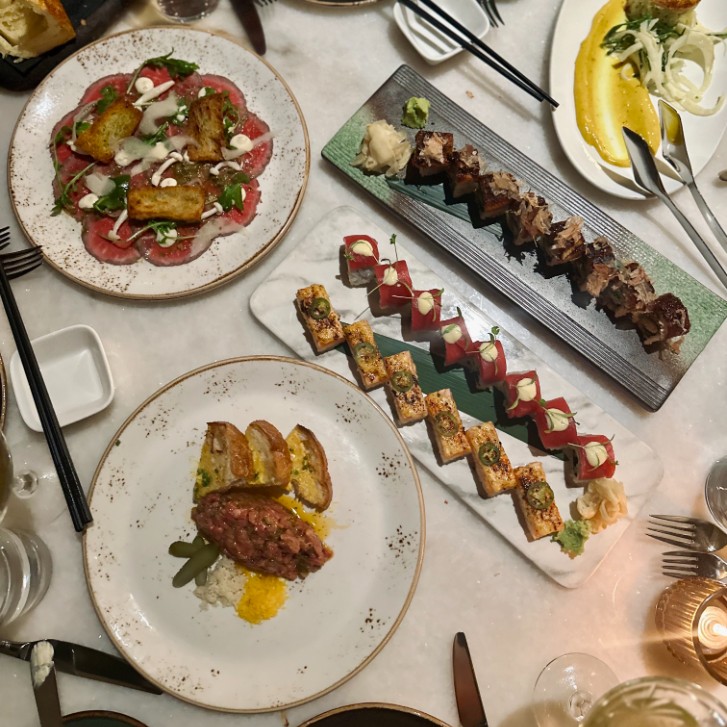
<box><xmin>622</xmin><ymin>103</ymin><xmax>727</xmax><ymax>293</ymax></box>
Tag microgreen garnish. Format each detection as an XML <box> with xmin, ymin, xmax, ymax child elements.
<box><xmin>95</xmin><ymin>85</ymin><xmax>118</xmax><ymax>114</ymax></box>
<box><xmin>222</xmin><ymin>93</ymin><xmax>240</xmax><ymax>135</ymax></box>
<box><xmin>141</xmin><ymin>122</ymin><xmax>170</xmax><ymax>145</ymax></box>
<box><xmin>93</xmin><ymin>175</ymin><xmax>130</xmax><ymax>214</ymax></box>
<box><xmin>126</xmin><ymin>50</ymin><xmax>199</xmax><ymax>94</ymax></box>
<box><xmin>52</xmin><ymin>162</ymin><xmax>96</xmax><ymax>216</ymax></box>
<box><xmin>217</xmin><ymin>172</ymin><xmax>250</xmax><ymax>212</ymax></box>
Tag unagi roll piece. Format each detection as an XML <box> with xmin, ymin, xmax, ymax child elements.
<box><xmin>632</xmin><ymin>292</ymin><xmax>690</xmax><ymax>352</ymax></box>
<box><xmin>513</xmin><ymin>462</ymin><xmax>564</xmax><ymax>540</ymax></box>
<box><xmin>506</xmin><ymin>191</ymin><xmax>552</xmax><ymax>247</ymax></box>
<box><xmin>539</xmin><ymin>215</ymin><xmax>585</xmax><ymax>266</ymax></box>
<box><xmin>445</xmin><ymin>144</ymin><xmax>483</xmax><ymax>198</ymax></box>
<box><xmin>465</xmin><ymin>422</ymin><xmax>516</xmax><ymax>497</ymax></box>
<box><xmin>296</xmin><ymin>283</ymin><xmax>346</xmax><ymax>353</ymax></box>
<box><xmin>343</xmin><ymin>234</ymin><xmax>380</xmax><ymax>286</ymax></box>
<box><xmin>425</xmin><ymin>388</ymin><xmax>471</xmax><ymax>463</ymax></box>
<box><xmin>598</xmin><ymin>260</ymin><xmax>655</xmax><ymax>318</ymax></box>
<box><xmin>384</xmin><ymin>351</ymin><xmax>427</xmax><ymax>425</ymax></box>
<box><xmin>407</xmin><ymin>130</ymin><xmax>454</xmax><ymax>182</ymax></box>
<box><xmin>343</xmin><ymin>320</ymin><xmax>388</xmax><ymax>390</ymax></box>
<box><xmin>475</xmin><ymin>171</ymin><xmax>521</xmax><ymax>221</ymax></box>
<box><xmin>573</xmin><ymin>236</ymin><xmax>618</xmax><ymax>297</ymax></box>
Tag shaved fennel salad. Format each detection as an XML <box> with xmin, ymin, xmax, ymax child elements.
<box><xmin>602</xmin><ymin>8</ymin><xmax>727</xmax><ymax>115</ymax></box>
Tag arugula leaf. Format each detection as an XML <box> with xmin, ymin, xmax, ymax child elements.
<box><xmin>141</xmin><ymin>122</ymin><xmax>170</xmax><ymax>145</ymax></box>
<box><xmin>52</xmin><ymin>162</ymin><xmax>96</xmax><ymax>216</ymax></box>
<box><xmin>95</xmin><ymin>85</ymin><xmax>118</xmax><ymax>114</ymax></box>
<box><xmin>217</xmin><ymin>172</ymin><xmax>250</xmax><ymax>212</ymax></box>
<box><xmin>93</xmin><ymin>175</ymin><xmax>130</xmax><ymax>214</ymax></box>
<box><xmin>145</xmin><ymin>51</ymin><xmax>199</xmax><ymax>79</ymax></box>
<box><xmin>221</xmin><ymin>93</ymin><xmax>240</xmax><ymax>134</ymax></box>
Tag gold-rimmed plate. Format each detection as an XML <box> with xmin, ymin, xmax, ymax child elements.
<box><xmin>83</xmin><ymin>356</ymin><xmax>424</xmax><ymax>712</ymax></box>
<box><xmin>9</xmin><ymin>27</ymin><xmax>309</xmax><ymax>300</ymax></box>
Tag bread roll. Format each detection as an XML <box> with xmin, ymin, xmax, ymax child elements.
<box><xmin>0</xmin><ymin>0</ymin><xmax>75</xmax><ymax>59</ymax></box>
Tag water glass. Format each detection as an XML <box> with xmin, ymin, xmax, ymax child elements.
<box><xmin>583</xmin><ymin>676</ymin><xmax>727</xmax><ymax>726</ymax></box>
<box><xmin>0</xmin><ymin>527</ymin><xmax>52</xmax><ymax>625</ymax></box>
<box><xmin>154</xmin><ymin>0</ymin><xmax>220</xmax><ymax>22</ymax></box>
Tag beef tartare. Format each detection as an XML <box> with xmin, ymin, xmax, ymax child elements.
<box><xmin>192</xmin><ymin>489</ymin><xmax>333</xmax><ymax>580</ymax></box>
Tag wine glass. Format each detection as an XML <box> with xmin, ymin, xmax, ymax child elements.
<box><xmin>705</xmin><ymin>456</ymin><xmax>727</xmax><ymax>530</ymax></box>
<box><xmin>532</xmin><ymin>653</ymin><xmax>618</xmax><ymax>726</ymax></box>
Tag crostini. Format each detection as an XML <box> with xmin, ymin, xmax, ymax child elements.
<box><xmin>286</xmin><ymin>424</ymin><xmax>333</xmax><ymax>511</ymax></box>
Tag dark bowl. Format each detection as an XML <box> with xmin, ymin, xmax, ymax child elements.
<box><xmin>297</xmin><ymin>702</ymin><xmax>453</xmax><ymax>727</ymax></box>
<box><xmin>63</xmin><ymin>711</ymin><xmax>148</xmax><ymax>727</ymax></box>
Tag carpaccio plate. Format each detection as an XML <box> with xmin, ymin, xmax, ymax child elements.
<box><xmin>8</xmin><ymin>27</ymin><xmax>309</xmax><ymax>300</ymax></box>
<box><xmin>321</xmin><ymin>64</ymin><xmax>727</xmax><ymax>411</ymax></box>
<box><xmin>250</xmin><ymin>206</ymin><xmax>664</xmax><ymax>589</ymax></box>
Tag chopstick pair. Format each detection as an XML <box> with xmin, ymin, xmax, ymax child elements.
<box><xmin>0</xmin><ymin>251</ymin><xmax>92</xmax><ymax>532</ymax></box>
<box><xmin>398</xmin><ymin>0</ymin><xmax>558</xmax><ymax>108</ymax></box>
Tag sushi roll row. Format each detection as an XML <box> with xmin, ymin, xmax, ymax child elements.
<box><xmin>403</xmin><ymin>130</ymin><xmax>691</xmax><ymax>354</ymax></box>
<box><xmin>341</xmin><ymin>234</ymin><xmax>618</xmax><ymax>484</ymax></box>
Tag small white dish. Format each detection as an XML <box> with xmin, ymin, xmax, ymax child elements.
<box><xmin>10</xmin><ymin>324</ymin><xmax>114</xmax><ymax>432</ymax></box>
<box><xmin>394</xmin><ymin>0</ymin><xmax>490</xmax><ymax>65</ymax></box>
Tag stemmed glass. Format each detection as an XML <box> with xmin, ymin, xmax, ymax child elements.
<box><xmin>532</xmin><ymin>653</ymin><xmax>618</xmax><ymax>726</ymax></box>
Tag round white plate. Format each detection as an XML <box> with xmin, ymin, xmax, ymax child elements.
<box><xmin>8</xmin><ymin>28</ymin><xmax>309</xmax><ymax>299</ymax></box>
<box><xmin>83</xmin><ymin>356</ymin><xmax>424</xmax><ymax>712</ymax></box>
<box><xmin>549</xmin><ymin>0</ymin><xmax>727</xmax><ymax>199</ymax></box>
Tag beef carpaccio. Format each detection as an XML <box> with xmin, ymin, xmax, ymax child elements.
<box><xmin>50</xmin><ymin>53</ymin><xmax>272</xmax><ymax>266</ymax></box>
<box><xmin>192</xmin><ymin>489</ymin><xmax>333</xmax><ymax>580</ymax></box>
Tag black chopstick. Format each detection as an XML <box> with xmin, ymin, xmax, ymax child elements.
<box><xmin>399</xmin><ymin>0</ymin><xmax>558</xmax><ymax>108</ymax></box>
<box><xmin>0</xmin><ymin>264</ymin><xmax>92</xmax><ymax>533</ymax></box>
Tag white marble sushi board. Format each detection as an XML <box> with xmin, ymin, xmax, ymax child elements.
<box><xmin>250</xmin><ymin>206</ymin><xmax>664</xmax><ymax>588</ymax></box>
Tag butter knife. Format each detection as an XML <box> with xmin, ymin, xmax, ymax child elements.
<box><xmin>1</xmin><ymin>639</ymin><xmax>162</xmax><ymax>694</ymax></box>
<box><xmin>230</xmin><ymin>0</ymin><xmax>266</xmax><ymax>55</ymax></box>
<box><xmin>452</xmin><ymin>632</ymin><xmax>489</xmax><ymax>727</ymax></box>
<box><xmin>31</xmin><ymin>642</ymin><xmax>63</xmax><ymax>727</ymax></box>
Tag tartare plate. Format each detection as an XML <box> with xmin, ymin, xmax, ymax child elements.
<box><xmin>8</xmin><ymin>27</ymin><xmax>309</xmax><ymax>300</ymax></box>
<box><xmin>250</xmin><ymin>206</ymin><xmax>663</xmax><ymax>588</ymax></box>
<box><xmin>83</xmin><ymin>356</ymin><xmax>423</xmax><ymax>712</ymax></box>
<box><xmin>321</xmin><ymin>64</ymin><xmax>727</xmax><ymax>411</ymax></box>
<box><xmin>549</xmin><ymin>0</ymin><xmax>727</xmax><ymax>199</ymax></box>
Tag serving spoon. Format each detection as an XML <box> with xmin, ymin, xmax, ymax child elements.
<box><xmin>659</xmin><ymin>100</ymin><xmax>727</xmax><ymax>256</ymax></box>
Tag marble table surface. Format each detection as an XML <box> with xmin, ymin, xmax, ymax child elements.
<box><xmin>2</xmin><ymin>1</ymin><xmax>727</xmax><ymax>725</ymax></box>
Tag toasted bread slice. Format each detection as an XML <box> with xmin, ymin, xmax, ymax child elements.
<box><xmin>296</xmin><ymin>283</ymin><xmax>346</xmax><ymax>353</ymax></box>
<box><xmin>245</xmin><ymin>420</ymin><xmax>292</xmax><ymax>489</ymax></box>
<box><xmin>185</xmin><ymin>91</ymin><xmax>226</xmax><ymax>163</ymax></box>
<box><xmin>127</xmin><ymin>185</ymin><xmax>205</xmax><ymax>223</ymax></box>
<box><xmin>194</xmin><ymin>421</ymin><xmax>253</xmax><ymax>502</ymax></box>
<box><xmin>343</xmin><ymin>320</ymin><xmax>388</xmax><ymax>390</ymax></box>
<box><xmin>425</xmin><ymin>388</ymin><xmax>471</xmax><ymax>463</ymax></box>
<box><xmin>286</xmin><ymin>424</ymin><xmax>333</xmax><ymax>511</ymax></box>
<box><xmin>465</xmin><ymin>422</ymin><xmax>517</xmax><ymax>497</ymax></box>
<box><xmin>0</xmin><ymin>0</ymin><xmax>75</xmax><ymax>59</ymax></box>
<box><xmin>384</xmin><ymin>351</ymin><xmax>427</xmax><ymax>425</ymax></box>
<box><xmin>513</xmin><ymin>462</ymin><xmax>564</xmax><ymax>540</ymax></box>
<box><xmin>74</xmin><ymin>98</ymin><xmax>142</xmax><ymax>163</ymax></box>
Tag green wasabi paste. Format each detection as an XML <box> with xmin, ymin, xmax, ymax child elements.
<box><xmin>552</xmin><ymin>519</ymin><xmax>591</xmax><ymax>558</ymax></box>
<box><xmin>401</xmin><ymin>97</ymin><xmax>431</xmax><ymax>129</ymax></box>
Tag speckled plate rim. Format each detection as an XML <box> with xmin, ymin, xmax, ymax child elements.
<box><xmin>82</xmin><ymin>355</ymin><xmax>425</xmax><ymax>713</ymax></box>
<box><xmin>0</xmin><ymin>352</ymin><xmax>7</xmax><ymax>431</ymax></box>
<box><xmin>297</xmin><ymin>702</ymin><xmax>454</xmax><ymax>726</ymax></box>
<box><xmin>8</xmin><ymin>26</ymin><xmax>309</xmax><ymax>300</ymax></box>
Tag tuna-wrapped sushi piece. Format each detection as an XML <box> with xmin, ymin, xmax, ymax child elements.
<box><xmin>343</xmin><ymin>234</ymin><xmax>380</xmax><ymax>286</ymax></box>
<box><xmin>632</xmin><ymin>292</ymin><xmax>690</xmax><ymax>352</ymax></box>
<box><xmin>502</xmin><ymin>370</ymin><xmax>540</xmax><ymax>418</ymax></box>
<box><xmin>506</xmin><ymin>192</ymin><xmax>552</xmax><ymax>247</ymax></box>
<box><xmin>410</xmin><ymin>289</ymin><xmax>443</xmax><ymax>332</ymax></box>
<box><xmin>192</xmin><ymin>489</ymin><xmax>333</xmax><ymax>580</ymax></box>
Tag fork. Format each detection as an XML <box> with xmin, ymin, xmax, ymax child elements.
<box><xmin>0</xmin><ymin>229</ymin><xmax>43</xmax><ymax>279</ymax></box>
<box><xmin>478</xmin><ymin>0</ymin><xmax>504</xmax><ymax>28</ymax></box>
<box><xmin>647</xmin><ymin>514</ymin><xmax>727</xmax><ymax>552</ymax></box>
<box><xmin>254</xmin><ymin>0</ymin><xmax>276</xmax><ymax>6</ymax></box>
<box><xmin>662</xmin><ymin>550</ymin><xmax>727</xmax><ymax>581</ymax></box>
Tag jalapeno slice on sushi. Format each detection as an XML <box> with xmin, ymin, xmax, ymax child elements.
<box><xmin>525</xmin><ymin>481</ymin><xmax>554</xmax><ymax>510</ymax></box>
<box><xmin>477</xmin><ymin>441</ymin><xmax>501</xmax><ymax>467</ymax></box>
<box><xmin>391</xmin><ymin>370</ymin><xmax>414</xmax><ymax>393</ymax></box>
<box><xmin>353</xmin><ymin>341</ymin><xmax>377</xmax><ymax>365</ymax></box>
<box><xmin>434</xmin><ymin>411</ymin><xmax>459</xmax><ymax>437</ymax></box>
<box><xmin>308</xmin><ymin>297</ymin><xmax>331</xmax><ymax>320</ymax></box>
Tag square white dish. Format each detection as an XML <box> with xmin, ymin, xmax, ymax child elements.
<box><xmin>10</xmin><ymin>324</ymin><xmax>114</xmax><ymax>432</ymax></box>
<box><xmin>394</xmin><ymin>0</ymin><xmax>490</xmax><ymax>64</ymax></box>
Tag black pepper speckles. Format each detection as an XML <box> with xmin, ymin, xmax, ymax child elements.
<box><xmin>385</xmin><ymin>525</ymin><xmax>419</xmax><ymax>559</ymax></box>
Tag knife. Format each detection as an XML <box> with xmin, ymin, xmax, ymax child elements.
<box><xmin>452</xmin><ymin>632</ymin><xmax>489</xmax><ymax>727</ymax></box>
<box><xmin>230</xmin><ymin>0</ymin><xmax>266</xmax><ymax>55</ymax></box>
<box><xmin>1</xmin><ymin>639</ymin><xmax>162</xmax><ymax>694</ymax></box>
<box><xmin>31</xmin><ymin>642</ymin><xmax>63</xmax><ymax>727</ymax></box>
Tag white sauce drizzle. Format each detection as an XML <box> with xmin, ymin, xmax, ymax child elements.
<box><xmin>479</xmin><ymin>341</ymin><xmax>498</xmax><ymax>362</ymax></box>
<box><xmin>382</xmin><ymin>265</ymin><xmax>399</xmax><ymax>286</ymax></box>
<box><xmin>351</xmin><ymin>240</ymin><xmax>374</xmax><ymax>257</ymax></box>
<box><xmin>442</xmin><ymin>324</ymin><xmax>462</xmax><ymax>344</ymax></box>
<box><xmin>107</xmin><ymin>210</ymin><xmax>128</xmax><ymax>242</ymax></box>
<box><xmin>416</xmin><ymin>291</ymin><xmax>434</xmax><ymax>315</ymax></box>
<box><xmin>545</xmin><ymin>407</ymin><xmax>571</xmax><ymax>433</ymax></box>
<box><xmin>133</xmin><ymin>80</ymin><xmax>175</xmax><ymax>107</ymax></box>
<box><xmin>584</xmin><ymin>442</ymin><xmax>608</xmax><ymax>468</ymax></box>
<box><xmin>78</xmin><ymin>193</ymin><xmax>99</xmax><ymax>210</ymax></box>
